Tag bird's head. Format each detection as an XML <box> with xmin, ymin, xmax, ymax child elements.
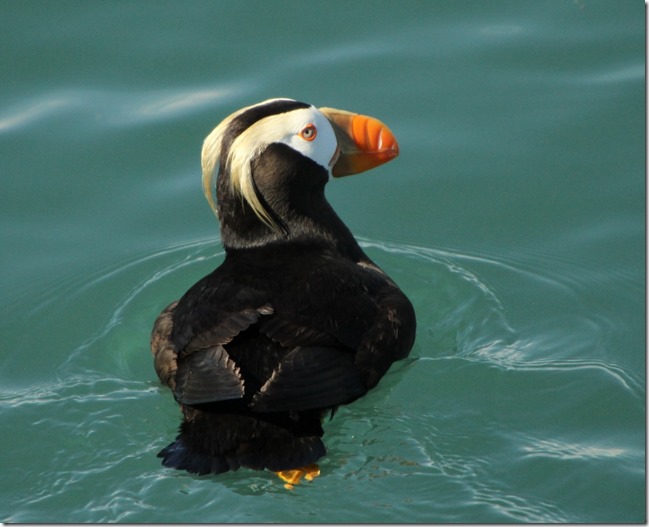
<box><xmin>201</xmin><ymin>98</ymin><xmax>399</xmax><ymax>249</ymax></box>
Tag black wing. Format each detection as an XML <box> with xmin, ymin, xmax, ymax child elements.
<box><xmin>167</xmin><ymin>253</ymin><xmax>415</xmax><ymax>411</ymax></box>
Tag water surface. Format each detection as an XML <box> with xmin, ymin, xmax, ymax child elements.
<box><xmin>1</xmin><ymin>1</ymin><xmax>644</xmax><ymax>523</ymax></box>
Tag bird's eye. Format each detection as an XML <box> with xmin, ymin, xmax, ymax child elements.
<box><xmin>299</xmin><ymin>124</ymin><xmax>317</xmax><ymax>141</ymax></box>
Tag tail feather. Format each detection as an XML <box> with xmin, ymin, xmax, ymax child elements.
<box><xmin>158</xmin><ymin>409</ymin><xmax>326</xmax><ymax>475</ymax></box>
<box><xmin>158</xmin><ymin>437</ymin><xmax>233</xmax><ymax>475</ymax></box>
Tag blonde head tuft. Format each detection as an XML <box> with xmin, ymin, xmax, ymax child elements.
<box><xmin>200</xmin><ymin>99</ymin><xmax>297</xmax><ymax>232</ymax></box>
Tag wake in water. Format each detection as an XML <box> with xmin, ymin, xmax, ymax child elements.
<box><xmin>4</xmin><ymin>235</ymin><xmax>639</xmax><ymax>523</ymax></box>
<box><xmin>46</xmin><ymin>233</ymin><xmax>640</xmax><ymax>420</ymax></box>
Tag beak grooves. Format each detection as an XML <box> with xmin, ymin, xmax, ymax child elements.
<box><xmin>320</xmin><ymin>108</ymin><xmax>399</xmax><ymax>177</ymax></box>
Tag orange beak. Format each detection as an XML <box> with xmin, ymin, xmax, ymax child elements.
<box><xmin>319</xmin><ymin>107</ymin><xmax>399</xmax><ymax>177</ymax></box>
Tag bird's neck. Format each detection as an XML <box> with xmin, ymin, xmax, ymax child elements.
<box><xmin>218</xmin><ymin>194</ymin><xmax>367</xmax><ymax>263</ymax></box>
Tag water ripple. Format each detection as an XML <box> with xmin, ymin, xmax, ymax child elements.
<box><xmin>0</xmin><ymin>95</ymin><xmax>72</xmax><ymax>133</ymax></box>
<box><xmin>0</xmin><ymin>83</ymin><xmax>247</xmax><ymax>135</ymax></box>
<box><xmin>4</xmin><ymin>235</ymin><xmax>640</xmax><ymax>523</ymax></box>
<box><xmin>25</xmin><ymin>232</ymin><xmax>642</xmax><ymax>420</ymax></box>
<box><xmin>522</xmin><ymin>437</ymin><xmax>627</xmax><ymax>461</ymax></box>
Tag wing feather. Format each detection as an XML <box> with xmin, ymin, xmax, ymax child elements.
<box><xmin>174</xmin><ymin>345</ymin><xmax>244</xmax><ymax>405</ymax></box>
<box><xmin>251</xmin><ymin>346</ymin><xmax>366</xmax><ymax>412</ymax></box>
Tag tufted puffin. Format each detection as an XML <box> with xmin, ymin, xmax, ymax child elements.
<box><xmin>150</xmin><ymin>98</ymin><xmax>416</xmax><ymax>486</ymax></box>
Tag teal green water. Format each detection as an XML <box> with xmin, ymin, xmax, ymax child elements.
<box><xmin>1</xmin><ymin>0</ymin><xmax>644</xmax><ymax>523</ymax></box>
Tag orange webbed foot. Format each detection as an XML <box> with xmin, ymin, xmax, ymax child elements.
<box><xmin>275</xmin><ymin>464</ymin><xmax>320</xmax><ymax>489</ymax></box>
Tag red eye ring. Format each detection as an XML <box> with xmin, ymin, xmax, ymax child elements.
<box><xmin>299</xmin><ymin>124</ymin><xmax>317</xmax><ymax>141</ymax></box>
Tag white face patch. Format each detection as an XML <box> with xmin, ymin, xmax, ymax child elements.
<box><xmin>276</xmin><ymin>107</ymin><xmax>338</xmax><ymax>172</ymax></box>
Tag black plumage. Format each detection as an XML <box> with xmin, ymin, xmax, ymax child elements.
<box><xmin>150</xmin><ymin>98</ymin><xmax>416</xmax><ymax>480</ymax></box>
